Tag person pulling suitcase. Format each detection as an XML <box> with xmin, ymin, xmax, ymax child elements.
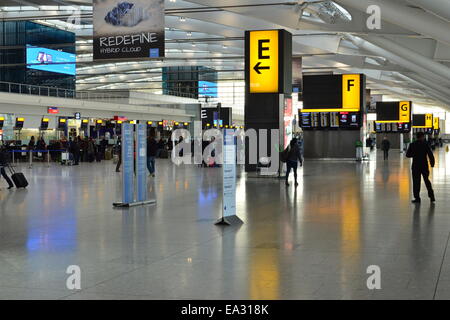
<box><xmin>8</xmin><ymin>165</ymin><xmax>28</xmax><ymax>189</ymax></box>
<box><xmin>0</xmin><ymin>146</ymin><xmax>14</xmax><ymax>189</ymax></box>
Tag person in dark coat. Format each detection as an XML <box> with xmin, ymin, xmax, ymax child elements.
<box><xmin>70</xmin><ymin>138</ymin><xmax>80</xmax><ymax>165</ymax></box>
<box><xmin>381</xmin><ymin>136</ymin><xmax>391</xmax><ymax>160</ymax></box>
<box><xmin>0</xmin><ymin>146</ymin><xmax>14</xmax><ymax>189</ymax></box>
<box><xmin>406</xmin><ymin>132</ymin><xmax>435</xmax><ymax>203</ymax></box>
<box><xmin>147</xmin><ymin>135</ymin><xmax>158</xmax><ymax>176</ymax></box>
<box><xmin>284</xmin><ymin>138</ymin><xmax>303</xmax><ymax>187</ymax></box>
<box><xmin>115</xmin><ymin>138</ymin><xmax>122</xmax><ymax>172</ymax></box>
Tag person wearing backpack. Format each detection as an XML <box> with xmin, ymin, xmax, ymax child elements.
<box><xmin>283</xmin><ymin>138</ymin><xmax>303</xmax><ymax>187</ymax></box>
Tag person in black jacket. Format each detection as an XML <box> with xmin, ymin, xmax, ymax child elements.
<box><xmin>70</xmin><ymin>138</ymin><xmax>80</xmax><ymax>165</ymax></box>
<box><xmin>284</xmin><ymin>138</ymin><xmax>303</xmax><ymax>187</ymax></box>
<box><xmin>406</xmin><ymin>132</ymin><xmax>435</xmax><ymax>203</ymax></box>
<box><xmin>0</xmin><ymin>146</ymin><xmax>14</xmax><ymax>189</ymax></box>
<box><xmin>147</xmin><ymin>135</ymin><xmax>158</xmax><ymax>177</ymax></box>
<box><xmin>381</xmin><ymin>136</ymin><xmax>391</xmax><ymax>160</ymax></box>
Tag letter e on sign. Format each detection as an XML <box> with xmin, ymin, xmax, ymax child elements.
<box><xmin>249</xmin><ymin>30</ymin><xmax>279</xmax><ymax>93</ymax></box>
<box><xmin>342</xmin><ymin>74</ymin><xmax>360</xmax><ymax>111</ymax></box>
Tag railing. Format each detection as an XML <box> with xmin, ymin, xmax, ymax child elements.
<box><xmin>0</xmin><ymin>80</ymin><xmax>199</xmax><ymax>103</ymax></box>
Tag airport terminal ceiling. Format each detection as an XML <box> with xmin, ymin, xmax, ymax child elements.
<box><xmin>0</xmin><ymin>0</ymin><xmax>449</xmax><ymax>112</ymax></box>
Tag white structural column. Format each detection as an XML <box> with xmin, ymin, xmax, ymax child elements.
<box><xmin>363</xmin><ymin>35</ymin><xmax>450</xmax><ymax>83</ymax></box>
<box><xmin>336</xmin><ymin>0</ymin><xmax>450</xmax><ymax>45</ymax></box>
<box><xmin>405</xmin><ymin>0</ymin><xmax>450</xmax><ymax>22</ymax></box>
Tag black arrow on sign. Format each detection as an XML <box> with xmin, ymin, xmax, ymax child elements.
<box><xmin>253</xmin><ymin>61</ymin><xmax>270</xmax><ymax>74</ymax></box>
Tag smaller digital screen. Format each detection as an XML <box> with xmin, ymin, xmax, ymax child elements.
<box><xmin>391</xmin><ymin>123</ymin><xmax>398</xmax><ymax>132</ymax></box>
<box><xmin>375</xmin><ymin>123</ymin><xmax>382</xmax><ymax>132</ymax></box>
<box><xmin>339</xmin><ymin>112</ymin><xmax>360</xmax><ymax>129</ymax></box>
<box><xmin>300</xmin><ymin>113</ymin><xmax>311</xmax><ymax>128</ymax></box>
<box><xmin>311</xmin><ymin>113</ymin><xmax>320</xmax><ymax>128</ymax></box>
<box><xmin>320</xmin><ymin>112</ymin><xmax>329</xmax><ymax>128</ymax></box>
<box><xmin>48</xmin><ymin>107</ymin><xmax>59</xmax><ymax>114</ymax></box>
<box><xmin>27</xmin><ymin>46</ymin><xmax>76</xmax><ymax>75</ymax></box>
<box><xmin>198</xmin><ymin>81</ymin><xmax>218</xmax><ymax>98</ymax></box>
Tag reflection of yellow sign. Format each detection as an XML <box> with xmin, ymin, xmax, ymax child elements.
<box><xmin>399</xmin><ymin>101</ymin><xmax>411</xmax><ymax>122</ymax></box>
<box><xmin>342</xmin><ymin>74</ymin><xmax>360</xmax><ymax>111</ymax></box>
<box><xmin>434</xmin><ymin>117</ymin><xmax>439</xmax><ymax>130</ymax></box>
<box><xmin>425</xmin><ymin>113</ymin><xmax>433</xmax><ymax>127</ymax></box>
<box><xmin>249</xmin><ymin>30</ymin><xmax>279</xmax><ymax>93</ymax></box>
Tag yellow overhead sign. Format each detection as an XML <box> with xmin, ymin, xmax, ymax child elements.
<box><xmin>434</xmin><ymin>117</ymin><xmax>439</xmax><ymax>130</ymax></box>
<box><xmin>425</xmin><ymin>113</ymin><xmax>433</xmax><ymax>128</ymax></box>
<box><xmin>399</xmin><ymin>101</ymin><xmax>411</xmax><ymax>123</ymax></box>
<box><xmin>342</xmin><ymin>74</ymin><xmax>361</xmax><ymax>111</ymax></box>
<box><xmin>249</xmin><ymin>30</ymin><xmax>279</xmax><ymax>93</ymax></box>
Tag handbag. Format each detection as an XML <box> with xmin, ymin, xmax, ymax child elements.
<box><xmin>280</xmin><ymin>146</ymin><xmax>290</xmax><ymax>163</ymax></box>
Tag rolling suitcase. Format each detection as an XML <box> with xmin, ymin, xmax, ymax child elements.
<box><xmin>8</xmin><ymin>166</ymin><xmax>28</xmax><ymax>188</ymax></box>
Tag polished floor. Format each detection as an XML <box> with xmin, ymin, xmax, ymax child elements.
<box><xmin>1</xmin><ymin>147</ymin><xmax>450</xmax><ymax>300</ymax></box>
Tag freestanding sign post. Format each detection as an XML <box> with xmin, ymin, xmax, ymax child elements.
<box><xmin>244</xmin><ymin>29</ymin><xmax>292</xmax><ymax>173</ymax></box>
<box><xmin>113</xmin><ymin>122</ymin><xmax>156</xmax><ymax>208</ymax></box>
<box><xmin>136</xmin><ymin>123</ymin><xmax>147</xmax><ymax>202</ymax></box>
<box><xmin>215</xmin><ymin>129</ymin><xmax>243</xmax><ymax>226</ymax></box>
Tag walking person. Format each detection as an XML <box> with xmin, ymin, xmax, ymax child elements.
<box><xmin>28</xmin><ymin>136</ymin><xmax>36</xmax><ymax>150</ymax></box>
<box><xmin>0</xmin><ymin>146</ymin><xmax>14</xmax><ymax>189</ymax></box>
<box><xmin>284</xmin><ymin>138</ymin><xmax>303</xmax><ymax>187</ymax></box>
<box><xmin>381</xmin><ymin>136</ymin><xmax>391</xmax><ymax>160</ymax></box>
<box><xmin>87</xmin><ymin>138</ymin><xmax>95</xmax><ymax>163</ymax></box>
<box><xmin>147</xmin><ymin>135</ymin><xmax>158</xmax><ymax>177</ymax></box>
<box><xmin>70</xmin><ymin>138</ymin><xmax>80</xmax><ymax>165</ymax></box>
<box><xmin>406</xmin><ymin>132</ymin><xmax>435</xmax><ymax>203</ymax></box>
<box><xmin>115</xmin><ymin>137</ymin><xmax>122</xmax><ymax>172</ymax></box>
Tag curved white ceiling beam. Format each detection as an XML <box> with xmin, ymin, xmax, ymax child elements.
<box><xmin>346</xmin><ymin>35</ymin><xmax>450</xmax><ymax>88</ymax></box>
<box><xmin>363</xmin><ymin>35</ymin><xmax>450</xmax><ymax>82</ymax></box>
<box><xmin>405</xmin><ymin>0</ymin><xmax>450</xmax><ymax>22</ymax></box>
<box><xmin>335</xmin><ymin>0</ymin><xmax>450</xmax><ymax>45</ymax></box>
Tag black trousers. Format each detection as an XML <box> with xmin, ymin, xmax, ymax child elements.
<box><xmin>383</xmin><ymin>149</ymin><xmax>389</xmax><ymax>160</ymax></box>
<box><xmin>115</xmin><ymin>154</ymin><xmax>122</xmax><ymax>172</ymax></box>
<box><xmin>286</xmin><ymin>160</ymin><xmax>298</xmax><ymax>182</ymax></box>
<box><xmin>412</xmin><ymin>168</ymin><xmax>434</xmax><ymax>200</ymax></box>
<box><xmin>0</xmin><ymin>167</ymin><xmax>13</xmax><ymax>187</ymax></box>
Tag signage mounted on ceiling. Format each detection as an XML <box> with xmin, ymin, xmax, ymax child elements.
<box><xmin>375</xmin><ymin>101</ymin><xmax>411</xmax><ymax>123</ymax></box>
<box><xmin>93</xmin><ymin>0</ymin><xmax>165</xmax><ymax>60</ymax></box>
<box><xmin>412</xmin><ymin>113</ymin><xmax>433</xmax><ymax>128</ymax></box>
<box><xmin>433</xmin><ymin>117</ymin><xmax>440</xmax><ymax>130</ymax></box>
<box><xmin>301</xmin><ymin>74</ymin><xmax>365</xmax><ymax>112</ymax></box>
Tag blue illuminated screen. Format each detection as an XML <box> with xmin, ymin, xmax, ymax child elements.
<box><xmin>26</xmin><ymin>45</ymin><xmax>76</xmax><ymax>75</ymax></box>
<box><xmin>198</xmin><ymin>81</ymin><xmax>218</xmax><ymax>97</ymax></box>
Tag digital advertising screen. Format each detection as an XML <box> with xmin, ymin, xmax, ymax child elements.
<box><xmin>339</xmin><ymin>112</ymin><xmax>360</xmax><ymax>129</ymax></box>
<box><xmin>198</xmin><ymin>81</ymin><xmax>218</xmax><ymax>98</ymax></box>
<box><xmin>26</xmin><ymin>46</ymin><xmax>76</xmax><ymax>75</ymax></box>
